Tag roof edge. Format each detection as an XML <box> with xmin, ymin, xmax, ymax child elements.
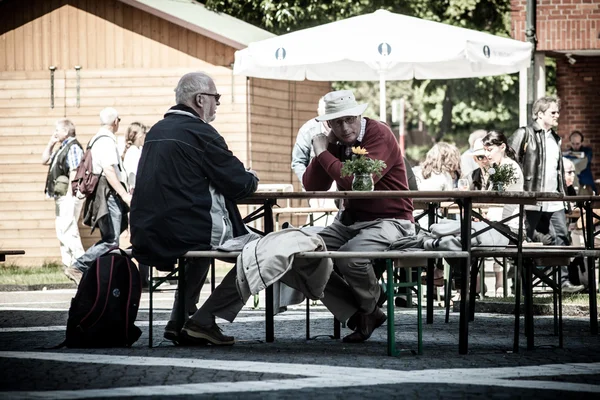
<box><xmin>119</xmin><ymin>0</ymin><xmax>274</xmax><ymax>50</ymax></box>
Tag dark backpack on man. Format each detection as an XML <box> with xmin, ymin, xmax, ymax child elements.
<box><xmin>64</xmin><ymin>248</ymin><xmax>142</xmax><ymax>348</ymax></box>
<box><xmin>71</xmin><ymin>136</ymin><xmax>109</xmax><ymax>198</ymax></box>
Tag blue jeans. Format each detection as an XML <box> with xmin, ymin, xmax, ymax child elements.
<box><xmin>73</xmin><ymin>194</ymin><xmax>122</xmax><ymax>272</ymax></box>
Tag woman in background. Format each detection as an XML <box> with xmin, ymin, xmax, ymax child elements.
<box><xmin>413</xmin><ymin>142</ymin><xmax>461</xmax><ymax>191</ymax></box>
<box><xmin>122</xmin><ymin>122</ymin><xmax>148</xmax><ymax>193</ymax></box>
<box><xmin>482</xmin><ymin>130</ymin><xmax>524</xmax><ymax>297</ymax></box>
<box><xmin>122</xmin><ymin>122</ymin><xmax>149</xmax><ymax>287</ymax></box>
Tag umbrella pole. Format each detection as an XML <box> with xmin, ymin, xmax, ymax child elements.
<box><xmin>379</xmin><ymin>71</ymin><xmax>386</xmax><ymax>124</ymax></box>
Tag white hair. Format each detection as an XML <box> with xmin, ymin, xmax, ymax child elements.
<box><xmin>174</xmin><ymin>72</ymin><xmax>213</xmax><ymax>106</ymax></box>
<box><xmin>563</xmin><ymin>157</ymin><xmax>575</xmax><ymax>171</ymax></box>
<box><xmin>55</xmin><ymin>118</ymin><xmax>76</xmax><ymax>137</ymax></box>
<box><xmin>99</xmin><ymin>107</ymin><xmax>119</xmax><ymax>125</ymax></box>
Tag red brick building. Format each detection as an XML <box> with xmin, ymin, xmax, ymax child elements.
<box><xmin>511</xmin><ymin>0</ymin><xmax>600</xmax><ymax>178</ymax></box>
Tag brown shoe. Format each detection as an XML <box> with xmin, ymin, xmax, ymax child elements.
<box><xmin>343</xmin><ymin>307</ymin><xmax>387</xmax><ymax>343</ymax></box>
<box><xmin>64</xmin><ymin>267</ymin><xmax>83</xmax><ymax>286</ymax></box>
<box><xmin>181</xmin><ymin>319</ymin><xmax>234</xmax><ymax>346</ymax></box>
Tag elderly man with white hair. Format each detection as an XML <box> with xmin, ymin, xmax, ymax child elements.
<box><xmin>67</xmin><ymin>107</ymin><xmax>131</xmax><ymax>284</ymax></box>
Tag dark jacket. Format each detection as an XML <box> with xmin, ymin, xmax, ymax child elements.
<box><xmin>508</xmin><ymin>121</ymin><xmax>567</xmax><ymax>195</ymax></box>
<box><xmin>83</xmin><ymin>176</ymin><xmax>129</xmax><ymax>233</ymax></box>
<box><xmin>130</xmin><ymin>105</ymin><xmax>258</xmax><ymax>268</ymax></box>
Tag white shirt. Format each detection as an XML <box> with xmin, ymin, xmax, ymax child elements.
<box><xmin>123</xmin><ymin>146</ymin><xmax>142</xmax><ymax>189</ymax></box>
<box><xmin>542</xmin><ymin>129</ymin><xmax>563</xmax><ymax>212</ymax></box>
<box><xmin>90</xmin><ymin>127</ymin><xmax>126</xmax><ymax>187</ymax></box>
<box><xmin>413</xmin><ymin>167</ymin><xmax>454</xmax><ymax>191</ymax></box>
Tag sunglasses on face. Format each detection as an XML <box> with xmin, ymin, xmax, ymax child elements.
<box><xmin>199</xmin><ymin>92</ymin><xmax>221</xmax><ymax>102</ymax></box>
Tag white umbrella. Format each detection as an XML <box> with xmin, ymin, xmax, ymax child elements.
<box><xmin>234</xmin><ymin>9</ymin><xmax>532</xmax><ymax>123</ymax></box>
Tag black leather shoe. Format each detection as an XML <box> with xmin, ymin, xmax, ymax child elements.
<box><xmin>343</xmin><ymin>307</ymin><xmax>387</xmax><ymax>343</ymax></box>
<box><xmin>163</xmin><ymin>320</ymin><xmax>182</xmax><ymax>343</ymax></box>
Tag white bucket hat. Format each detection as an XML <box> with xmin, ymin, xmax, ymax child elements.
<box><xmin>472</xmin><ymin>138</ymin><xmax>485</xmax><ymax>156</ymax></box>
<box><xmin>315</xmin><ymin>90</ymin><xmax>368</xmax><ymax>121</ymax></box>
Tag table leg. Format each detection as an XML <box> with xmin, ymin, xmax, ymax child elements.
<box><xmin>513</xmin><ymin>204</ymin><xmax>524</xmax><ymax>353</ymax></box>
<box><xmin>586</xmin><ymin>201</ymin><xmax>598</xmax><ymax>335</ymax></box>
<box><xmin>459</xmin><ymin>197</ymin><xmax>472</xmax><ymax>355</ymax></box>
<box><xmin>426</xmin><ymin>202</ymin><xmax>436</xmax><ymax>324</ymax></box>
<box><xmin>264</xmin><ymin>201</ymin><xmax>275</xmax><ymax>343</ymax></box>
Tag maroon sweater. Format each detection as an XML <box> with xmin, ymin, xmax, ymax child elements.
<box><xmin>303</xmin><ymin>118</ymin><xmax>414</xmax><ymax>222</ymax></box>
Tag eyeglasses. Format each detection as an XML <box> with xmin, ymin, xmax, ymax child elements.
<box><xmin>474</xmin><ymin>155</ymin><xmax>486</xmax><ymax>161</ymax></box>
<box><xmin>329</xmin><ymin>115</ymin><xmax>359</xmax><ymax>128</ymax></box>
<box><xmin>199</xmin><ymin>93</ymin><xmax>221</xmax><ymax>102</ymax></box>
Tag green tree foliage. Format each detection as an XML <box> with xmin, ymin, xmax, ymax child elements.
<box><xmin>204</xmin><ymin>0</ymin><xmax>520</xmax><ymax>148</ymax></box>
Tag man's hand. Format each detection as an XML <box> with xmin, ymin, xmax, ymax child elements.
<box><xmin>49</xmin><ymin>133</ymin><xmax>59</xmax><ymax>146</ymax></box>
<box><xmin>312</xmin><ymin>133</ymin><xmax>329</xmax><ymax>157</ymax></box>
<box><xmin>246</xmin><ymin>168</ymin><xmax>258</xmax><ymax>178</ymax></box>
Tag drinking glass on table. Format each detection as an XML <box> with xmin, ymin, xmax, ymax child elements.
<box><xmin>457</xmin><ymin>178</ymin><xmax>469</xmax><ymax>191</ymax></box>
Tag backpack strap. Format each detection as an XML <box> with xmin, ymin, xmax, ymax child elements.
<box><xmin>78</xmin><ymin>256</ymin><xmax>115</xmax><ymax>331</ymax></box>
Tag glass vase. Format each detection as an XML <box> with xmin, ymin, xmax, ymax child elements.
<box><xmin>352</xmin><ymin>173</ymin><xmax>374</xmax><ymax>191</ymax></box>
<box><xmin>492</xmin><ymin>182</ymin><xmax>505</xmax><ymax>192</ymax></box>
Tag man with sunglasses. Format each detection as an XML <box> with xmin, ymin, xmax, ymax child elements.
<box><xmin>131</xmin><ymin>72</ymin><xmax>259</xmax><ymax>345</ymax></box>
<box><xmin>509</xmin><ymin>96</ymin><xmax>584</xmax><ymax>293</ymax></box>
<box><xmin>303</xmin><ymin>90</ymin><xmax>415</xmax><ymax>343</ymax></box>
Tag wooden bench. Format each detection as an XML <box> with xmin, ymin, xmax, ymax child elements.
<box><xmin>149</xmin><ymin>249</ymin><xmax>469</xmax><ymax>356</ymax></box>
<box><xmin>0</xmin><ymin>250</ymin><xmax>25</xmax><ymax>262</ymax></box>
<box><xmin>471</xmin><ymin>246</ymin><xmax>600</xmax><ymax>351</ymax></box>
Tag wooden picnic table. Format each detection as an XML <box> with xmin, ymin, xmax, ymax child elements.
<box><xmin>241</xmin><ymin>190</ymin><xmax>574</xmax><ymax>354</ymax></box>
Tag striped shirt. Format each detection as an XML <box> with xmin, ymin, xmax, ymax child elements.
<box><xmin>59</xmin><ymin>137</ymin><xmax>84</xmax><ymax>171</ymax></box>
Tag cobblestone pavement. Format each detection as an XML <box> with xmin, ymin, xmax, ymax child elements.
<box><xmin>0</xmin><ymin>288</ymin><xmax>599</xmax><ymax>399</ymax></box>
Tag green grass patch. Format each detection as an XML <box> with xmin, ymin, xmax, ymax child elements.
<box><xmin>0</xmin><ymin>260</ymin><xmax>233</xmax><ymax>287</ymax></box>
<box><xmin>0</xmin><ymin>262</ymin><xmax>70</xmax><ymax>286</ymax></box>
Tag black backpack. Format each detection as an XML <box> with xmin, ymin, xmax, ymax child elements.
<box><xmin>64</xmin><ymin>248</ymin><xmax>142</xmax><ymax>348</ymax></box>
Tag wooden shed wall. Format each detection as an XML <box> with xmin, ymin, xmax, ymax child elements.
<box><xmin>0</xmin><ymin>0</ymin><xmax>250</xmax><ymax>266</ymax></box>
<box><xmin>0</xmin><ymin>0</ymin><xmax>236</xmax><ymax>71</ymax></box>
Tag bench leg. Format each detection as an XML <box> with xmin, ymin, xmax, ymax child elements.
<box><xmin>148</xmin><ymin>266</ymin><xmax>153</xmax><ymax>348</ymax></box>
<box><xmin>177</xmin><ymin>258</ymin><xmax>186</xmax><ymax>334</ymax></box>
<box><xmin>526</xmin><ymin>261</ymin><xmax>534</xmax><ymax>351</ymax></box>
<box><xmin>559</xmin><ymin>270</ymin><xmax>564</xmax><ymax>349</ymax></box>
<box><xmin>426</xmin><ymin>259</ymin><xmax>435</xmax><ymax>324</ymax></box>
<box><xmin>445</xmin><ymin>266</ymin><xmax>452</xmax><ymax>324</ymax></box>
<box><xmin>417</xmin><ymin>266</ymin><xmax>423</xmax><ymax>355</ymax></box>
<box><xmin>306</xmin><ymin>298</ymin><xmax>310</xmax><ymax>340</ymax></box>
<box><xmin>387</xmin><ymin>259</ymin><xmax>398</xmax><ymax>356</ymax></box>
<box><xmin>469</xmin><ymin>259</ymin><xmax>479</xmax><ymax>322</ymax></box>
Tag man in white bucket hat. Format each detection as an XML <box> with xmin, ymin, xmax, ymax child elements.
<box><xmin>304</xmin><ymin>89</ymin><xmax>415</xmax><ymax>343</ymax></box>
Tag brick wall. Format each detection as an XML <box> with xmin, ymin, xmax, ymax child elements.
<box><xmin>511</xmin><ymin>0</ymin><xmax>600</xmax><ymax>51</ymax></box>
<box><xmin>556</xmin><ymin>56</ymin><xmax>600</xmax><ymax>179</ymax></box>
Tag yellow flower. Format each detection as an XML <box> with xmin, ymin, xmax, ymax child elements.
<box><xmin>351</xmin><ymin>146</ymin><xmax>369</xmax><ymax>155</ymax></box>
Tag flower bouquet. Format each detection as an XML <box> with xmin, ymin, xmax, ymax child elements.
<box><xmin>486</xmin><ymin>162</ymin><xmax>517</xmax><ymax>191</ymax></box>
<box><xmin>340</xmin><ymin>146</ymin><xmax>387</xmax><ymax>191</ymax></box>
